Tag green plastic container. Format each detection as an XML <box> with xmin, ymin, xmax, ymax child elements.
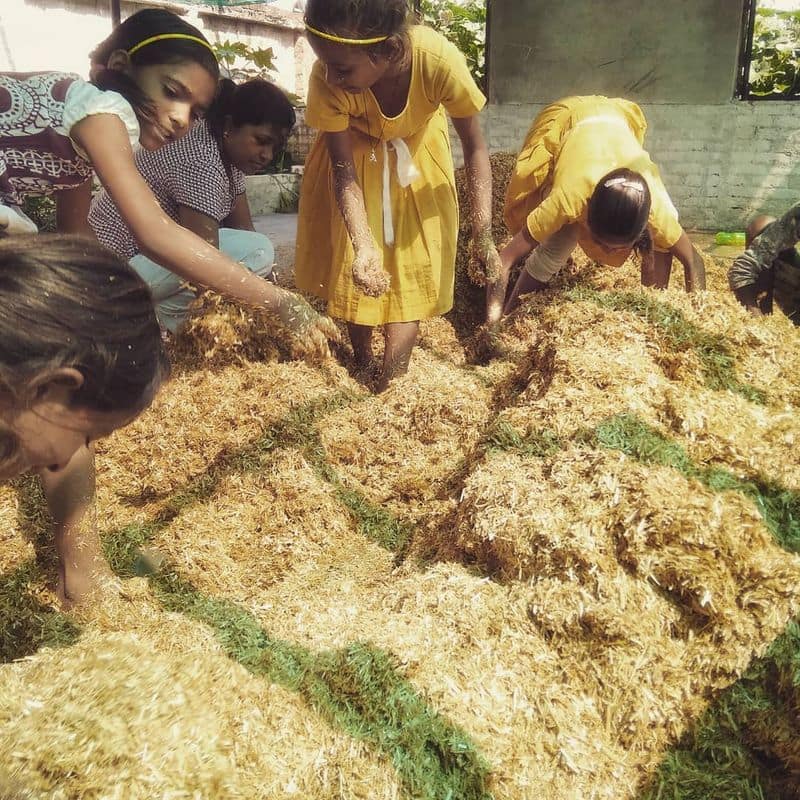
<box><xmin>715</xmin><ymin>231</ymin><xmax>746</xmax><ymax>247</ymax></box>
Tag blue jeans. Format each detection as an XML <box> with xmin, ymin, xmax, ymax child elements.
<box><xmin>129</xmin><ymin>228</ymin><xmax>274</xmax><ymax>332</ymax></box>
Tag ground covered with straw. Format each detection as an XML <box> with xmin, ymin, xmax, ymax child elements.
<box><xmin>2</xmin><ymin>155</ymin><xmax>800</xmax><ymax>798</ymax></box>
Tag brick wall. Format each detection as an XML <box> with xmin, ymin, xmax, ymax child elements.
<box><xmin>479</xmin><ymin>102</ymin><xmax>800</xmax><ymax>232</ymax></box>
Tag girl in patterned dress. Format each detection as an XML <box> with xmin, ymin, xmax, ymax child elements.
<box><xmin>0</xmin><ymin>9</ymin><xmax>336</xmax><ymax>358</ymax></box>
<box><xmin>89</xmin><ymin>78</ymin><xmax>295</xmax><ymax>333</ymax></box>
<box><xmin>296</xmin><ymin>0</ymin><xmax>499</xmax><ymax>391</ymax></box>
<box><xmin>0</xmin><ymin>235</ymin><xmax>167</xmax><ymax>607</ymax></box>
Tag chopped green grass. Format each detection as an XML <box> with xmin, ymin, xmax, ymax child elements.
<box><xmin>0</xmin><ymin>561</ymin><xmax>80</xmax><ymax>663</ymax></box>
<box><xmin>146</xmin><ymin>567</ymin><xmax>493</xmax><ymax>800</ymax></box>
<box><xmin>482</xmin><ymin>419</ymin><xmax>562</xmax><ymax>459</ymax></box>
<box><xmin>589</xmin><ymin>414</ymin><xmax>800</xmax><ymax>552</ymax></box>
<box><xmin>568</xmin><ymin>288</ymin><xmax>767</xmax><ymax>404</ymax></box>
<box><xmin>642</xmin><ymin>622</ymin><xmax>800</xmax><ymax>799</ymax></box>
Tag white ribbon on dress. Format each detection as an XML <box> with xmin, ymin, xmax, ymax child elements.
<box><xmin>381</xmin><ymin>138</ymin><xmax>421</xmax><ymax>247</ymax></box>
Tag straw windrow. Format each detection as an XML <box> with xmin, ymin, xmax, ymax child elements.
<box><xmin>1</xmin><ymin>155</ymin><xmax>799</xmax><ymax>797</ymax></box>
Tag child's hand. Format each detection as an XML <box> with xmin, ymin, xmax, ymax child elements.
<box><xmin>352</xmin><ymin>246</ymin><xmax>390</xmax><ymax>297</ymax></box>
<box><xmin>275</xmin><ymin>291</ymin><xmax>341</xmax><ymax>361</ymax></box>
<box><xmin>468</xmin><ymin>229</ymin><xmax>501</xmax><ymax>286</ymax></box>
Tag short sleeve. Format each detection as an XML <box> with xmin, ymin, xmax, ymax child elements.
<box><xmin>231</xmin><ymin>167</ymin><xmax>246</xmax><ymax>197</ymax></box>
<box><xmin>305</xmin><ymin>61</ymin><xmax>350</xmax><ymax>132</ymax></box>
<box><xmin>429</xmin><ymin>34</ymin><xmax>486</xmax><ymax>118</ymax></box>
<box><xmin>645</xmin><ymin>167</ymin><xmax>682</xmax><ymax>251</ymax></box>
<box><xmin>63</xmin><ymin>80</ymin><xmax>140</xmax><ymax>153</ymax></box>
<box><xmin>526</xmin><ymin>189</ymin><xmax>572</xmax><ymax>243</ymax></box>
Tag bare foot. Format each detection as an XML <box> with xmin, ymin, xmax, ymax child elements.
<box><xmin>57</xmin><ymin>547</ymin><xmax>116</xmax><ymax>610</ymax></box>
<box><xmin>351</xmin><ymin>358</ymin><xmax>379</xmax><ymax>389</ymax></box>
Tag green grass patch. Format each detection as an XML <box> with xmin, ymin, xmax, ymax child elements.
<box><xmin>143</xmin><ymin>566</ymin><xmax>493</xmax><ymax>800</ymax></box>
<box><xmin>0</xmin><ymin>561</ymin><xmax>80</xmax><ymax>662</ymax></box>
<box><xmin>109</xmin><ymin>394</ymin><xmax>413</xmax><ymax>559</ymax></box>
<box><xmin>588</xmin><ymin>414</ymin><xmax>800</xmax><ymax>552</ymax></box>
<box><xmin>642</xmin><ymin>622</ymin><xmax>800</xmax><ymax>799</ymax></box>
<box><xmin>331</xmin><ymin>483</ymin><xmax>413</xmax><ymax>555</ymax></box>
<box><xmin>568</xmin><ymin>288</ymin><xmax>766</xmax><ymax>404</ymax></box>
<box><xmin>483</xmin><ymin>419</ymin><xmax>562</xmax><ymax>459</ymax></box>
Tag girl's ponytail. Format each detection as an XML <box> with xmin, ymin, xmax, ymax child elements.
<box><xmin>206</xmin><ymin>77</ymin><xmax>237</xmax><ymax>144</ymax></box>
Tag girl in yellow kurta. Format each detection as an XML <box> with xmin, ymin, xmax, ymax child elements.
<box><xmin>296</xmin><ymin>0</ymin><xmax>498</xmax><ymax>391</ymax></box>
<box><xmin>490</xmin><ymin>96</ymin><xmax>707</xmax><ymax>322</ymax></box>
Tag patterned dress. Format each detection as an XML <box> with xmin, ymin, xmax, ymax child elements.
<box><xmin>0</xmin><ymin>72</ymin><xmax>139</xmax><ymax>205</ymax></box>
<box><xmin>89</xmin><ymin>119</ymin><xmax>273</xmax><ymax>334</ymax></box>
<box><xmin>90</xmin><ymin>120</ymin><xmax>246</xmax><ymax>259</ymax></box>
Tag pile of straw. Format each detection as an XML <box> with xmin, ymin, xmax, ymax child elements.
<box><xmin>1</xmin><ymin>155</ymin><xmax>799</xmax><ymax>798</ymax></box>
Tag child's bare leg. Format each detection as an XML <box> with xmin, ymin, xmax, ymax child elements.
<box><xmin>347</xmin><ymin>322</ymin><xmax>374</xmax><ymax>367</ymax></box>
<box><xmin>40</xmin><ymin>446</ymin><xmax>114</xmax><ymax>609</ymax></box>
<box><xmin>377</xmin><ymin>320</ymin><xmax>420</xmax><ymax>392</ymax></box>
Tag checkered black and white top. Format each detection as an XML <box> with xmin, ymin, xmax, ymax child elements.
<box><xmin>89</xmin><ymin>119</ymin><xmax>246</xmax><ymax>260</ymax></box>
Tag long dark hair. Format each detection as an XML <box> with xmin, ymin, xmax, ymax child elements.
<box><xmin>89</xmin><ymin>9</ymin><xmax>219</xmax><ymax>128</ymax></box>
<box><xmin>587</xmin><ymin>168</ymin><xmax>653</xmax><ymax>258</ymax></box>
<box><xmin>0</xmin><ymin>235</ymin><xmax>168</xmax><ymax>465</ymax></box>
<box><xmin>304</xmin><ymin>0</ymin><xmax>411</xmax><ymax>63</ymax></box>
<box><xmin>206</xmin><ymin>77</ymin><xmax>296</xmax><ymax>153</ymax></box>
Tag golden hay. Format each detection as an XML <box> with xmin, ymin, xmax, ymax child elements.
<box><xmin>1</xmin><ymin>623</ymin><xmax>401</xmax><ymax>800</ymax></box>
<box><xmin>1</xmin><ymin>153</ymin><xmax>800</xmax><ymax>797</ymax></box>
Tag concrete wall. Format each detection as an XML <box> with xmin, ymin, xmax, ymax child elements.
<box><xmin>0</xmin><ymin>0</ymin><xmax>314</xmax><ymax>99</ymax></box>
<box><xmin>246</xmin><ymin>172</ymin><xmax>300</xmax><ymax>215</ymax></box>
<box><xmin>489</xmin><ymin>0</ymin><xmax>741</xmax><ymax>104</ymax></box>
<box><xmin>486</xmin><ymin>0</ymin><xmax>800</xmax><ymax>231</ymax></box>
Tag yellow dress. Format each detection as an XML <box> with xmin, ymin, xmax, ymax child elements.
<box><xmin>295</xmin><ymin>26</ymin><xmax>486</xmax><ymax>324</ymax></box>
<box><xmin>504</xmin><ymin>96</ymin><xmax>683</xmax><ymax>267</ymax></box>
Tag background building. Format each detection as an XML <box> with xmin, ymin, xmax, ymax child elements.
<box><xmin>0</xmin><ymin>0</ymin><xmax>316</xmax><ymax>101</ymax></box>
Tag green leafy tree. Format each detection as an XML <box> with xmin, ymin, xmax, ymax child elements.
<box><xmin>211</xmin><ymin>40</ymin><xmax>277</xmax><ymax>82</ymax></box>
<box><xmin>749</xmin><ymin>7</ymin><xmax>800</xmax><ymax>98</ymax></box>
<box><xmin>419</xmin><ymin>0</ymin><xmax>486</xmax><ymax>91</ymax></box>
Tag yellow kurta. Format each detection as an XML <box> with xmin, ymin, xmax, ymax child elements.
<box><xmin>504</xmin><ymin>96</ymin><xmax>683</xmax><ymax>267</ymax></box>
<box><xmin>295</xmin><ymin>26</ymin><xmax>486</xmax><ymax>324</ymax></box>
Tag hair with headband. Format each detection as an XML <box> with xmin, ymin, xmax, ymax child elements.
<box><xmin>587</xmin><ymin>167</ymin><xmax>653</xmax><ymax>258</ymax></box>
<box><xmin>89</xmin><ymin>9</ymin><xmax>219</xmax><ymax>127</ymax></box>
<box><xmin>304</xmin><ymin>0</ymin><xmax>410</xmax><ymax>59</ymax></box>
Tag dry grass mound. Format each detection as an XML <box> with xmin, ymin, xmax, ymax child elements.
<box><xmin>1</xmin><ymin>154</ymin><xmax>799</xmax><ymax>799</ymax></box>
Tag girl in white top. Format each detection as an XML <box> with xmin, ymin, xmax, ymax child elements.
<box><xmin>0</xmin><ymin>9</ymin><xmax>336</xmax><ymax>358</ymax></box>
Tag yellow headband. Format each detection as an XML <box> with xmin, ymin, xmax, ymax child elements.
<box><xmin>304</xmin><ymin>23</ymin><xmax>389</xmax><ymax>45</ymax></box>
<box><xmin>128</xmin><ymin>33</ymin><xmax>215</xmax><ymax>57</ymax></box>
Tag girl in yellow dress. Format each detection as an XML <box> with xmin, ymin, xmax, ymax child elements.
<box><xmin>296</xmin><ymin>0</ymin><xmax>499</xmax><ymax>391</ymax></box>
<box><xmin>490</xmin><ymin>96</ymin><xmax>707</xmax><ymax>322</ymax></box>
